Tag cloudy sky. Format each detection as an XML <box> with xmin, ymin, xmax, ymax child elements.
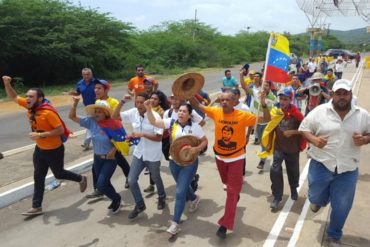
<box><xmin>71</xmin><ymin>0</ymin><xmax>367</xmax><ymax>35</ymax></box>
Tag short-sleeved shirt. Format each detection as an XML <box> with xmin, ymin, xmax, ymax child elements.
<box><xmin>96</xmin><ymin>97</ymin><xmax>119</xmax><ymax>110</ymax></box>
<box><xmin>120</xmin><ymin>108</ymin><xmax>163</xmax><ymax>162</ymax></box>
<box><xmin>163</xmin><ymin>119</ymin><xmax>205</xmax><ymax>141</ymax></box>
<box><xmin>299</xmin><ymin>103</ymin><xmax>370</xmax><ymax>173</ymax></box>
<box><xmin>76</xmin><ymin>79</ymin><xmax>97</xmax><ymax>106</ymax></box>
<box><xmin>275</xmin><ymin>113</ymin><xmax>302</xmax><ymax>153</ymax></box>
<box><xmin>204</xmin><ymin>107</ymin><xmax>256</xmax><ymax>160</ymax></box>
<box><xmin>222</xmin><ymin>76</ymin><xmax>239</xmax><ymax>88</ymax></box>
<box><xmin>243</xmin><ymin>77</ymin><xmax>253</xmax><ymax>87</ymax></box>
<box><xmin>128</xmin><ymin>76</ymin><xmax>158</xmax><ymax>95</ymax></box>
<box><xmin>324</xmin><ymin>74</ymin><xmax>337</xmax><ymax>90</ymax></box>
<box><xmin>80</xmin><ymin>117</ymin><xmax>114</xmax><ymax>155</ymax></box>
<box><xmin>18</xmin><ymin>97</ymin><xmax>63</xmax><ymax>150</ymax></box>
<box><xmin>250</xmin><ymin>88</ymin><xmax>276</xmax><ymax>121</ymax></box>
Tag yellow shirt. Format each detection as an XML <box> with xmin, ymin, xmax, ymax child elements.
<box><xmin>96</xmin><ymin>97</ymin><xmax>119</xmax><ymax>110</ymax></box>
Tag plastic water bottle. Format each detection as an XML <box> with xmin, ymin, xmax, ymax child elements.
<box><xmin>45</xmin><ymin>179</ymin><xmax>61</xmax><ymax>191</ymax></box>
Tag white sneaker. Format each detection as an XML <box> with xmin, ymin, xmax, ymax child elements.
<box><xmin>166</xmin><ymin>222</ymin><xmax>180</xmax><ymax>235</ymax></box>
<box><xmin>189</xmin><ymin>195</ymin><xmax>200</xmax><ymax>213</ymax></box>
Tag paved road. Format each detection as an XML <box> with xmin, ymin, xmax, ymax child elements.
<box><xmin>0</xmin><ymin>64</ymin><xmax>263</xmax><ymax>152</ymax></box>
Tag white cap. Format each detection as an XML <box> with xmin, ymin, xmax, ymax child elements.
<box><xmin>332</xmin><ymin>79</ymin><xmax>352</xmax><ymax>92</ymax></box>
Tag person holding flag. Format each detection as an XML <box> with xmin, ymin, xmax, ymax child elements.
<box><xmin>258</xmin><ymin>87</ymin><xmax>306</xmax><ymax>211</ymax></box>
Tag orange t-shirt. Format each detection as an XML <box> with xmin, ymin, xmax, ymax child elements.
<box><xmin>18</xmin><ymin>97</ymin><xmax>63</xmax><ymax>150</ymax></box>
<box><xmin>128</xmin><ymin>76</ymin><xmax>158</xmax><ymax>95</ymax></box>
<box><xmin>204</xmin><ymin>107</ymin><xmax>256</xmax><ymax>158</ymax></box>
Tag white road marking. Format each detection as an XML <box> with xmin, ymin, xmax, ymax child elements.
<box><xmin>263</xmin><ymin>160</ymin><xmax>310</xmax><ymax>247</ymax></box>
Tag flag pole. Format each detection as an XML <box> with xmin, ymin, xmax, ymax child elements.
<box><xmin>254</xmin><ymin>32</ymin><xmax>273</xmax><ymax>133</ymax></box>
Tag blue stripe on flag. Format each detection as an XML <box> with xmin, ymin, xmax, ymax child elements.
<box><xmin>267</xmin><ymin>48</ymin><xmax>290</xmax><ymax>72</ymax></box>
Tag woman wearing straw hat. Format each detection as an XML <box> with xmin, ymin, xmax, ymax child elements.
<box><xmin>69</xmin><ymin>97</ymin><xmax>122</xmax><ymax>214</ymax></box>
<box><xmin>144</xmin><ymin>100</ymin><xmax>208</xmax><ymax>236</ymax></box>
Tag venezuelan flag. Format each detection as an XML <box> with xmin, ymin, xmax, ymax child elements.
<box><xmin>265</xmin><ymin>33</ymin><xmax>291</xmax><ymax>83</ymax></box>
<box><xmin>98</xmin><ymin>119</ymin><xmax>130</xmax><ymax>156</ymax></box>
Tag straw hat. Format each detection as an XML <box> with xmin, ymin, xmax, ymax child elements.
<box><xmin>170</xmin><ymin>135</ymin><xmax>200</xmax><ymax>166</ymax></box>
<box><xmin>172</xmin><ymin>73</ymin><xmax>204</xmax><ymax>100</ymax></box>
<box><xmin>311</xmin><ymin>72</ymin><xmax>323</xmax><ymax>81</ymax></box>
<box><xmin>85</xmin><ymin>100</ymin><xmax>112</xmax><ymax>117</ymax></box>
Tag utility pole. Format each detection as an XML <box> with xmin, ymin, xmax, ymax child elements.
<box><xmin>192</xmin><ymin>9</ymin><xmax>197</xmax><ymax>41</ymax></box>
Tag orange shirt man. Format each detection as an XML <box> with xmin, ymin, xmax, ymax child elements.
<box><xmin>2</xmin><ymin>76</ymin><xmax>87</xmax><ymax>216</ymax></box>
<box><xmin>128</xmin><ymin>65</ymin><xmax>158</xmax><ymax>96</ymax></box>
<box><xmin>190</xmin><ymin>91</ymin><xmax>262</xmax><ymax>239</ymax></box>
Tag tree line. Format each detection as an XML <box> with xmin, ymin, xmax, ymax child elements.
<box><xmin>0</xmin><ymin>0</ymin><xmax>345</xmax><ymax>88</ymax></box>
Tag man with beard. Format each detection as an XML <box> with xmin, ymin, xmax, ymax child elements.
<box><xmin>299</xmin><ymin>79</ymin><xmax>370</xmax><ymax>246</ymax></box>
<box><xmin>2</xmin><ymin>76</ymin><xmax>87</xmax><ymax>216</ymax></box>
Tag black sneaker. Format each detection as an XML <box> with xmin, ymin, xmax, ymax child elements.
<box><xmin>157</xmin><ymin>196</ymin><xmax>166</xmax><ymax>210</ymax></box>
<box><xmin>216</xmin><ymin>225</ymin><xmax>227</xmax><ymax>239</ymax></box>
<box><xmin>191</xmin><ymin>174</ymin><xmax>200</xmax><ymax>192</ymax></box>
<box><xmin>270</xmin><ymin>198</ymin><xmax>281</xmax><ymax>211</ymax></box>
<box><xmin>111</xmin><ymin>198</ymin><xmax>122</xmax><ymax>214</ymax></box>
<box><xmin>256</xmin><ymin>161</ymin><xmax>265</xmax><ymax>169</ymax></box>
<box><xmin>128</xmin><ymin>204</ymin><xmax>146</xmax><ymax>220</ymax></box>
<box><xmin>291</xmin><ymin>189</ymin><xmax>298</xmax><ymax>200</ymax></box>
<box><xmin>85</xmin><ymin>189</ymin><xmax>104</xmax><ymax>199</ymax></box>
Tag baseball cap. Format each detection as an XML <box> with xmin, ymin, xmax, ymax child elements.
<box><xmin>143</xmin><ymin>78</ymin><xmax>155</xmax><ymax>85</ymax></box>
<box><xmin>278</xmin><ymin>87</ymin><xmax>293</xmax><ymax>99</ymax></box>
<box><xmin>96</xmin><ymin>79</ymin><xmax>110</xmax><ymax>91</ymax></box>
<box><xmin>332</xmin><ymin>79</ymin><xmax>352</xmax><ymax>92</ymax></box>
<box><xmin>242</xmin><ymin>63</ymin><xmax>250</xmax><ymax>70</ymax></box>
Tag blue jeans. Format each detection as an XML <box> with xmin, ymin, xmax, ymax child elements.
<box><xmin>169</xmin><ymin>159</ymin><xmax>198</xmax><ymax>224</ymax></box>
<box><xmin>308</xmin><ymin>159</ymin><xmax>358</xmax><ymax>240</ymax></box>
<box><xmin>128</xmin><ymin>156</ymin><xmax>166</xmax><ymax>207</ymax></box>
<box><xmin>94</xmin><ymin>155</ymin><xmax>120</xmax><ymax>202</ymax></box>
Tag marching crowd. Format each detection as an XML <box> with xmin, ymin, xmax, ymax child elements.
<box><xmin>1</xmin><ymin>55</ymin><xmax>370</xmax><ymax>246</ymax></box>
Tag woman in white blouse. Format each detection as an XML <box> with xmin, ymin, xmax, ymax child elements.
<box><xmin>145</xmin><ymin>100</ymin><xmax>208</xmax><ymax>236</ymax></box>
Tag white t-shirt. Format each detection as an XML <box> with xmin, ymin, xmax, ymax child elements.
<box><xmin>120</xmin><ymin>108</ymin><xmax>163</xmax><ymax>162</ymax></box>
<box><xmin>335</xmin><ymin>62</ymin><xmax>345</xmax><ymax>73</ymax></box>
<box><xmin>235</xmin><ymin>100</ymin><xmax>250</xmax><ymax>112</ymax></box>
<box><xmin>163</xmin><ymin>119</ymin><xmax>205</xmax><ymax>140</ymax></box>
<box><xmin>308</xmin><ymin>62</ymin><xmax>317</xmax><ymax>73</ymax></box>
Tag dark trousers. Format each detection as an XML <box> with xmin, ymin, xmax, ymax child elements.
<box><xmin>32</xmin><ymin>145</ymin><xmax>82</xmax><ymax>208</ymax></box>
<box><xmin>91</xmin><ymin>151</ymin><xmax>130</xmax><ymax>190</ymax></box>
<box><xmin>335</xmin><ymin>72</ymin><xmax>343</xmax><ymax>79</ymax></box>
<box><xmin>270</xmin><ymin>149</ymin><xmax>300</xmax><ymax>201</ymax></box>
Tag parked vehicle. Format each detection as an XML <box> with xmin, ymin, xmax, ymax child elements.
<box><xmin>323</xmin><ymin>49</ymin><xmax>355</xmax><ymax>59</ymax></box>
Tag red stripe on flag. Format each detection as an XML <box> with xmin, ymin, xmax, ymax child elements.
<box><xmin>265</xmin><ymin>65</ymin><xmax>291</xmax><ymax>84</ymax></box>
